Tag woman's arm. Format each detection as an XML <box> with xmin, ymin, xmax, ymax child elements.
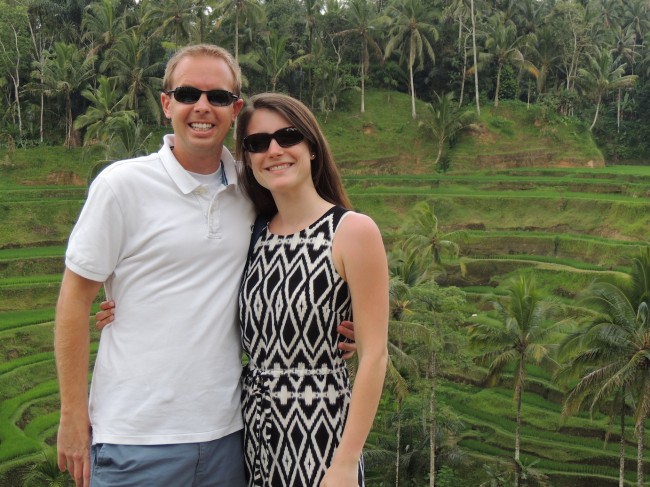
<box><xmin>322</xmin><ymin>212</ymin><xmax>389</xmax><ymax>486</ymax></box>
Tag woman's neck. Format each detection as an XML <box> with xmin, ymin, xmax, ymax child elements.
<box><xmin>270</xmin><ymin>190</ymin><xmax>333</xmax><ymax>235</ymax></box>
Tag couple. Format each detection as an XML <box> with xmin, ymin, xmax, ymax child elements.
<box><xmin>55</xmin><ymin>43</ymin><xmax>389</xmax><ymax>487</ymax></box>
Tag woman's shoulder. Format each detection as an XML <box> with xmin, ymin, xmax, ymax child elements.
<box><xmin>337</xmin><ymin>210</ymin><xmax>382</xmax><ymax>240</ymax></box>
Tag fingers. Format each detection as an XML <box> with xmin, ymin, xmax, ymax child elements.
<box><xmin>337</xmin><ymin>322</ymin><xmax>354</xmax><ymax>340</ymax></box>
<box><xmin>338</xmin><ymin>339</ymin><xmax>356</xmax><ymax>360</ymax></box>
<box><xmin>57</xmin><ymin>448</ymin><xmax>66</xmax><ymax>472</ymax></box>
<box><xmin>337</xmin><ymin>322</ymin><xmax>356</xmax><ymax>360</ymax></box>
<box><xmin>95</xmin><ymin>300</ymin><xmax>115</xmax><ymax>330</ymax></box>
<box><xmin>69</xmin><ymin>454</ymin><xmax>90</xmax><ymax>487</ymax></box>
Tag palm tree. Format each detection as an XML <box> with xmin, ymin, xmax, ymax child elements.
<box><xmin>22</xmin><ymin>448</ymin><xmax>72</xmax><ymax>486</ymax></box>
<box><xmin>558</xmin><ymin>249</ymin><xmax>650</xmax><ymax>487</ymax></box>
<box><xmin>334</xmin><ymin>0</ymin><xmax>385</xmax><ymax>113</ymax></box>
<box><xmin>73</xmin><ymin>76</ymin><xmax>135</xmax><ymax>144</ymax></box>
<box><xmin>142</xmin><ymin>0</ymin><xmax>198</xmax><ymax>49</ymax></box>
<box><xmin>81</xmin><ymin>0</ymin><xmax>125</xmax><ymax>58</ymax></box>
<box><xmin>384</xmin><ymin>0</ymin><xmax>439</xmax><ymax>119</ymax></box>
<box><xmin>560</xmin><ymin>280</ymin><xmax>650</xmax><ymax>487</ymax></box>
<box><xmin>40</xmin><ymin>41</ymin><xmax>96</xmax><ymax>147</ymax></box>
<box><xmin>481</xmin><ymin>13</ymin><xmax>528</xmax><ymax>108</ymax></box>
<box><xmin>88</xmin><ymin>117</ymin><xmax>153</xmax><ymax>182</ymax></box>
<box><xmin>256</xmin><ymin>32</ymin><xmax>301</xmax><ymax>92</ymax></box>
<box><xmin>101</xmin><ymin>30</ymin><xmax>163</xmax><ymax>122</ymax></box>
<box><xmin>577</xmin><ymin>46</ymin><xmax>637</xmax><ymax>131</ymax></box>
<box><xmin>214</xmin><ymin>0</ymin><xmax>265</xmax><ymax>62</ymax></box>
<box><xmin>419</xmin><ymin>92</ymin><xmax>476</xmax><ymax>169</ymax></box>
<box><xmin>468</xmin><ymin>276</ymin><xmax>558</xmax><ymax>487</ymax></box>
<box><xmin>469</xmin><ymin>0</ymin><xmax>480</xmax><ymax>115</ymax></box>
<box><xmin>401</xmin><ymin>201</ymin><xmax>460</xmax><ymax>266</ymax></box>
<box><xmin>524</xmin><ymin>25</ymin><xmax>561</xmax><ymax>96</ymax></box>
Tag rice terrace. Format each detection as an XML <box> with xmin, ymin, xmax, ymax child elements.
<box><xmin>0</xmin><ymin>89</ymin><xmax>649</xmax><ymax>486</ymax></box>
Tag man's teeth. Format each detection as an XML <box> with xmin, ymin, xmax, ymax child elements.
<box><xmin>191</xmin><ymin>123</ymin><xmax>213</xmax><ymax>130</ymax></box>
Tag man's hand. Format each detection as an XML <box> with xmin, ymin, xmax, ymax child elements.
<box><xmin>337</xmin><ymin>320</ymin><xmax>356</xmax><ymax>360</ymax></box>
<box><xmin>95</xmin><ymin>300</ymin><xmax>115</xmax><ymax>330</ymax></box>
<box><xmin>57</xmin><ymin>413</ymin><xmax>91</xmax><ymax>487</ymax></box>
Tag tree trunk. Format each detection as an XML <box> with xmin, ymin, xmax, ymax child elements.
<box><xmin>28</xmin><ymin>20</ymin><xmax>45</xmax><ymax>143</ymax></box>
<box><xmin>637</xmin><ymin>415</ymin><xmax>645</xmax><ymax>487</ymax></box>
<box><xmin>235</xmin><ymin>10</ymin><xmax>240</xmax><ymax>62</ymax></box>
<box><xmin>396</xmin><ymin>398</ymin><xmax>402</xmax><ymax>487</ymax></box>
<box><xmin>589</xmin><ymin>95</ymin><xmax>601</xmax><ymax>131</ymax></box>
<box><xmin>360</xmin><ymin>38</ymin><xmax>366</xmax><ymax>113</ymax></box>
<box><xmin>494</xmin><ymin>63</ymin><xmax>502</xmax><ymax>108</ymax></box>
<box><xmin>434</xmin><ymin>137</ymin><xmax>444</xmax><ymax>166</ymax></box>
<box><xmin>459</xmin><ymin>32</ymin><xmax>468</xmax><ymax>108</ymax></box>
<box><xmin>65</xmin><ymin>93</ymin><xmax>73</xmax><ymax>149</ymax></box>
<box><xmin>429</xmin><ymin>351</ymin><xmax>437</xmax><ymax>487</ymax></box>
<box><xmin>409</xmin><ymin>62</ymin><xmax>417</xmax><ymax>119</ymax></box>
<box><xmin>514</xmin><ymin>363</ymin><xmax>523</xmax><ymax>487</ymax></box>
<box><xmin>620</xmin><ymin>388</ymin><xmax>625</xmax><ymax>487</ymax></box>
<box><xmin>470</xmin><ymin>0</ymin><xmax>480</xmax><ymax>116</ymax></box>
<box><xmin>617</xmin><ymin>88</ymin><xmax>621</xmax><ymax>133</ymax></box>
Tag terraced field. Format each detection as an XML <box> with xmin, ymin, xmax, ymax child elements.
<box><xmin>2</xmin><ymin>149</ymin><xmax>650</xmax><ymax>485</ymax></box>
<box><xmin>346</xmin><ymin>166</ymin><xmax>650</xmax><ymax>485</ymax></box>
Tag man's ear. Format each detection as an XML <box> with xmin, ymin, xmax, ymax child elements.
<box><xmin>161</xmin><ymin>92</ymin><xmax>172</xmax><ymax>119</ymax></box>
<box><xmin>232</xmin><ymin>98</ymin><xmax>244</xmax><ymax>122</ymax></box>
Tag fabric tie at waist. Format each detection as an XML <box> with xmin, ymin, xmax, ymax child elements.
<box><xmin>242</xmin><ymin>363</ymin><xmax>349</xmax><ymax>484</ymax></box>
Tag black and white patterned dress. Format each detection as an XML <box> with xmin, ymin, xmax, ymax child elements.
<box><xmin>239</xmin><ymin>206</ymin><xmax>363</xmax><ymax>487</ymax></box>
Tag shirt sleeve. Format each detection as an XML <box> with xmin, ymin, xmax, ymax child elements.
<box><xmin>65</xmin><ymin>176</ymin><xmax>125</xmax><ymax>282</ymax></box>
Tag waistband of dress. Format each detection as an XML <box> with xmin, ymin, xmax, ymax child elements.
<box><xmin>244</xmin><ymin>363</ymin><xmax>347</xmax><ymax>377</ymax></box>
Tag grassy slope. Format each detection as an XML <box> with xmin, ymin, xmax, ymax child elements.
<box><xmin>0</xmin><ymin>89</ymin><xmax>647</xmax><ymax>486</ymax></box>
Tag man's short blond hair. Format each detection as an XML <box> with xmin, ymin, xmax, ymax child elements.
<box><xmin>162</xmin><ymin>44</ymin><xmax>242</xmax><ymax>96</ymax></box>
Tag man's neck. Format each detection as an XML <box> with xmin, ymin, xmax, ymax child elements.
<box><xmin>171</xmin><ymin>143</ymin><xmax>224</xmax><ymax>175</ymax></box>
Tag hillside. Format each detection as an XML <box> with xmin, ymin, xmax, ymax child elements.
<box><xmin>1</xmin><ymin>90</ymin><xmax>648</xmax><ymax>486</ymax></box>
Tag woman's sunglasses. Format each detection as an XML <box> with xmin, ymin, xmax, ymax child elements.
<box><xmin>165</xmin><ymin>86</ymin><xmax>239</xmax><ymax>107</ymax></box>
<box><xmin>242</xmin><ymin>127</ymin><xmax>305</xmax><ymax>153</ymax></box>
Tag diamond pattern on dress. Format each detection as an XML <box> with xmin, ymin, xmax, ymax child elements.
<box><xmin>239</xmin><ymin>206</ymin><xmax>364</xmax><ymax>486</ymax></box>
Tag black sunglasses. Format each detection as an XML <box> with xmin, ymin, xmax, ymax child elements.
<box><xmin>242</xmin><ymin>127</ymin><xmax>305</xmax><ymax>153</ymax></box>
<box><xmin>165</xmin><ymin>86</ymin><xmax>239</xmax><ymax>107</ymax></box>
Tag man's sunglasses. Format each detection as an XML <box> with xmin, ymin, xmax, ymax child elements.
<box><xmin>242</xmin><ymin>127</ymin><xmax>305</xmax><ymax>153</ymax></box>
<box><xmin>165</xmin><ymin>86</ymin><xmax>239</xmax><ymax>107</ymax></box>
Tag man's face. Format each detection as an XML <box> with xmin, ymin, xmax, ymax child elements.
<box><xmin>161</xmin><ymin>55</ymin><xmax>243</xmax><ymax>170</ymax></box>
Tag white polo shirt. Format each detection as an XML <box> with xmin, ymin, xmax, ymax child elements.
<box><xmin>66</xmin><ymin>135</ymin><xmax>255</xmax><ymax>445</ymax></box>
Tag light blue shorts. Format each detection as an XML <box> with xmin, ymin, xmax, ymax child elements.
<box><xmin>90</xmin><ymin>430</ymin><xmax>246</xmax><ymax>487</ymax></box>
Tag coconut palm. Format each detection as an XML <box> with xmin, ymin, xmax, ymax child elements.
<box><xmin>256</xmin><ymin>32</ymin><xmax>302</xmax><ymax>92</ymax></box>
<box><xmin>73</xmin><ymin>76</ymin><xmax>135</xmax><ymax>144</ymax></box>
<box><xmin>523</xmin><ymin>25</ymin><xmax>562</xmax><ymax>96</ymax></box>
<box><xmin>81</xmin><ymin>0</ymin><xmax>125</xmax><ymax>58</ymax></box>
<box><xmin>334</xmin><ymin>0</ymin><xmax>385</xmax><ymax>113</ymax></box>
<box><xmin>384</xmin><ymin>0</ymin><xmax>440</xmax><ymax>119</ymax></box>
<box><xmin>578</xmin><ymin>46</ymin><xmax>637</xmax><ymax>131</ymax></box>
<box><xmin>481</xmin><ymin>12</ymin><xmax>529</xmax><ymax>108</ymax></box>
<box><xmin>40</xmin><ymin>41</ymin><xmax>96</xmax><ymax>147</ymax></box>
<box><xmin>101</xmin><ymin>30</ymin><xmax>163</xmax><ymax>122</ymax></box>
<box><xmin>560</xmin><ymin>280</ymin><xmax>650</xmax><ymax>487</ymax></box>
<box><xmin>468</xmin><ymin>276</ymin><xmax>558</xmax><ymax>487</ymax></box>
<box><xmin>419</xmin><ymin>92</ymin><xmax>476</xmax><ymax>169</ymax></box>
<box><xmin>22</xmin><ymin>448</ymin><xmax>72</xmax><ymax>486</ymax></box>
<box><xmin>214</xmin><ymin>0</ymin><xmax>265</xmax><ymax>62</ymax></box>
<box><xmin>141</xmin><ymin>0</ymin><xmax>198</xmax><ymax>48</ymax></box>
<box><xmin>401</xmin><ymin>201</ymin><xmax>460</xmax><ymax>266</ymax></box>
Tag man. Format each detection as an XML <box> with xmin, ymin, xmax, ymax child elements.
<box><xmin>56</xmin><ymin>44</ymin><xmax>253</xmax><ymax>487</ymax></box>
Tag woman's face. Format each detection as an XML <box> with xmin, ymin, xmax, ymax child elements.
<box><xmin>244</xmin><ymin>109</ymin><xmax>314</xmax><ymax>195</ymax></box>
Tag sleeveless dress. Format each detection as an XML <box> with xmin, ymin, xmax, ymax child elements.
<box><xmin>239</xmin><ymin>206</ymin><xmax>364</xmax><ymax>486</ymax></box>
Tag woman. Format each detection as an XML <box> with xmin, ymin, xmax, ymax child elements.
<box><xmin>235</xmin><ymin>93</ymin><xmax>388</xmax><ymax>487</ymax></box>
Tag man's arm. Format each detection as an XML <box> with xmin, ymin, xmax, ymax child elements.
<box><xmin>55</xmin><ymin>268</ymin><xmax>103</xmax><ymax>487</ymax></box>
